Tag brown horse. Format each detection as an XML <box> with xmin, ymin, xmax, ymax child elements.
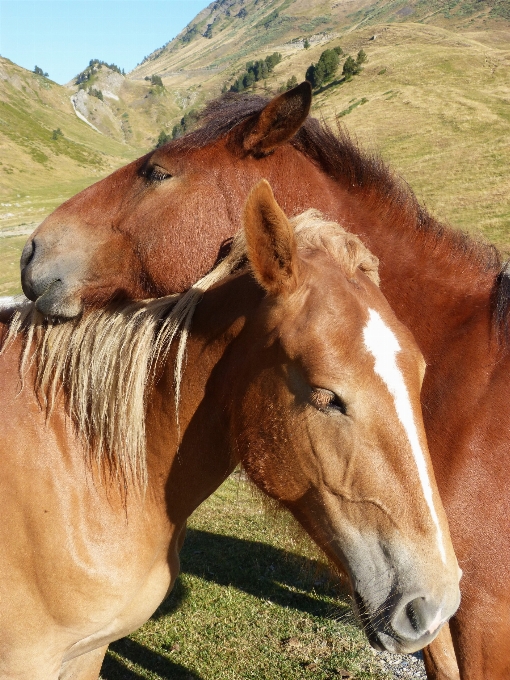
<box><xmin>0</xmin><ymin>182</ymin><xmax>459</xmax><ymax>679</ymax></box>
<box><xmin>20</xmin><ymin>83</ymin><xmax>508</xmax><ymax>679</ymax></box>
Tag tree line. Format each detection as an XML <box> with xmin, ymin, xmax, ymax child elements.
<box><xmin>305</xmin><ymin>47</ymin><xmax>366</xmax><ymax>89</ymax></box>
<box><xmin>228</xmin><ymin>52</ymin><xmax>282</xmax><ymax>93</ymax></box>
<box><xmin>75</xmin><ymin>59</ymin><xmax>125</xmax><ymax>86</ymax></box>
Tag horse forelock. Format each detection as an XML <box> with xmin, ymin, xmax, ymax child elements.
<box><xmin>292</xmin><ymin>210</ymin><xmax>380</xmax><ymax>286</ymax></box>
<box><xmin>0</xmin><ymin>212</ymin><xmax>380</xmax><ymax>487</ymax></box>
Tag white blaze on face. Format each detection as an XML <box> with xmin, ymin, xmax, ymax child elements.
<box><xmin>363</xmin><ymin>308</ymin><xmax>447</xmax><ymax>564</ymax></box>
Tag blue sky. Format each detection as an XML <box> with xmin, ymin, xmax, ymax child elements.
<box><xmin>0</xmin><ymin>0</ymin><xmax>211</xmax><ymax>84</ymax></box>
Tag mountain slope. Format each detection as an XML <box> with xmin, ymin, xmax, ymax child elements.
<box><xmin>0</xmin><ymin>57</ymin><xmax>139</xmax><ymax>231</ymax></box>
<box><xmin>127</xmin><ymin>0</ymin><xmax>510</xmax><ymax>247</ymax></box>
<box><xmin>131</xmin><ymin>0</ymin><xmax>509</xmax><ymax>83</ymax></box>
<box><xmin>65</xmin><ymin>60</ymin><xmax>182</xmax><ymax>146</ymax></box>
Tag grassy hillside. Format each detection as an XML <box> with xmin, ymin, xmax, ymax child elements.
<box><xmin>290</xmin><ymin>23</ymin><xmax>510</xmax><ymax>247</ymax></box>
<box><xmin>129</xmin><ymin>0</ymin><xmax>510</xmax><ymax>250</ymax></box>
<box><xmin>0</xmin><ymin>57</ymin><xmax>141</xmax><ymax>232</ymax></box>
<box><xmin>1</xmin><ymin>0</ymin><xmax>509</xmax><ymax>297</ymax></box>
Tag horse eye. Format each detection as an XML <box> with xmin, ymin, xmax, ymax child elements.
<box><xmin>310</xmin><ymin>388</ymin><xmax>348</xmax><ymax>415</ymax></box>
<box><xmin>145</xmin><ymin>165</ymin><xmax>172</xmax><ymax>183</ymax></box>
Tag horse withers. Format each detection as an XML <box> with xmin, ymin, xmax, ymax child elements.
<box><xmin>0</xmin><ymin>182</ymin><xmax>459</xmax><ymax>679</ymax></box>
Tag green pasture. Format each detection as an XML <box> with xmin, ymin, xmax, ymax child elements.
<box><xmin>101</xmin><ymin>477</ymin><xmax>392</xmax><ymax>680</ymax></box>
<box><xmin>0</xmin><ymin>235</ymin><xmax>25</xmax><ymax>296</ymax></box>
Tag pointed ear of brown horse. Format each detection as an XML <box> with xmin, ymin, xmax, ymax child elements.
<box><xmin>236</xmin><ymin>81</ymin><xmax>312</xmax><ymax>155</ymax></box>
<box><xmin>243</xmin><ymin>179</ymin><xmax>298</xmax><ymax>296</ymax></box>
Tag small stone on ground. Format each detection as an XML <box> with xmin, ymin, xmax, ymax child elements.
<box><xmin>373</xmin><ymin>650</ymin><xmax>426</xmax><ymax>679</ymax></box>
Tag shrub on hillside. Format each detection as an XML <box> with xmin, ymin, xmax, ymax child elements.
<box><xmin>230</xmin><ymin>52</ymin><xmax>282</xmax><ymax>93</ymax></box>
<box><xmin>305</xmin><ymin>48</ymin><xmax>341</xmax><ymax>89</ymax></box>
<box><xmin>52</xmin><ymin>128</ymin><xmax>63</xmax><ymax>140</ymax></box>
<box><xmin>88</xmin><ymin>88</ymin><xmax>103</xmax><ymax>101</ymax></box>
<box><xmin>259</xmin><ymin>10</ymin><xmax>279</xmax><ymax>28</ymax></box>
<box><xmin>181</xmin><ymin>26</ymin><xmax>198</xmax><ymax>44</ymax></box>
<box><xmin>280</xmin><ymin>76</ymin><xmax>297</xmax><ymax>92</ymax></box>
<box><xmin>34</xmin><ymin>66</ymin><xmax>49</xmax><ymax>77</ymax></box>
<box><xmin>172</xmin><ymin>109</ymin><xmax>200</xmax><ymax>140</ymax></box>
<box><xmin>342</xmin><ymin>56</ymin><xmax>358</xmax><ymax>79</ymax></box>
<box><xmin>156</xmin><ymin>130</ymin><xmax>171</xmax><ymax>148</ymax></box>
<box><xmin>357</xmin><ymin>49</ymin><xmax>367</xmax><ymax>65</ymax></box>
<box><xmin>342</xmin><ymin>50</ymin><xmax>367</xmax><ymax>80</ymax></box>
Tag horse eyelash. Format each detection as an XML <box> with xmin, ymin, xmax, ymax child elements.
<box><xmin>144</xmin><ymin>167</ymin><xmax>172</xmax><ymax>182</ymax></box>
<box><xmin>310</xmin><ymin>388</ymin><xmax>348</xmax><ymax>415</ymax></box>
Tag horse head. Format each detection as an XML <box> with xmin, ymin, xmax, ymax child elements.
<box><xmin>20</xmin><ymin>83</ymin><xmax>343</xmax><ymax>317</ymax></box>
<box><xmin>230</xmin><ymin>180</ymin><xmax>460</xmax><ymax>654</ymax></box>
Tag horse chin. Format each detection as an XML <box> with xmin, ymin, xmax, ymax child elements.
<box><xmin>372</xmin><ymin>629</ymin><xmax>440</xmax><ymax>655</ymax></box>
<box><xmin>33</xmin><ymin>280</ymin><xmax>83</xmax><ymax>319</ymax></box>
<box><xmin>361</xmin><ymin>616</ymin><xmax>446</xmax><ymax>655</ymax></box>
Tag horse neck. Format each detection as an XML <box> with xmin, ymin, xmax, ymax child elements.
<box><xmin>146</xmin><ymin>272</ymin><xmax>262</xmax><ymax>522</ymax></box>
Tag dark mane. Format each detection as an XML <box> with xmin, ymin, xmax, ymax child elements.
<box><xmin>175</xmin><ymin>92</ymin><xmax>507</xmax><ymax>338</ymax></box>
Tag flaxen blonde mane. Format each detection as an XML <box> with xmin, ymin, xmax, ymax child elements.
<box><xmin>3</xmin><ymin>211</ymin><xmax>378</xmax><ymax>486</ymax></box>
<box><xmin>292</xmin><ymin>209</ymin><xmax>379</xmax><ymax>285</ymax></box>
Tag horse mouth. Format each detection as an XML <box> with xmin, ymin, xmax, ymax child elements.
<box><xmin>32</xmin><ymin>279</ymin><xmax>82</xmax><ymax>318</ymax></box>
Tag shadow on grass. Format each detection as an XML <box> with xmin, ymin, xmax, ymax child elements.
<box><xmin>313</xmin><ymin>77</ymin><xmax>345</xmax><ymax>95</ymax></box>
<box><xmin>102</xmin><ymin>638</ymin><xmax>204</xmax><ymax>680</ymax></box>
<box><xmin>101</xmin><ymin>529</ymin><xmax>352</xmax><ymax>679</ymax></box>
<box><xmin>161</xmin><ymin>528</ymin><xmax>350</xmax><ymax>619</ymax></box>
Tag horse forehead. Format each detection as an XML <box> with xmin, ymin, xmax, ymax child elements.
<box><xmin>154</xmin><ymin>139</ymin><xmax>228</xmax><ymax>169</ymax></box>
<box><xmin>278</xmin><ymin>273</ymin><xmax>420</xmax><ymax>376</ymax></box>
<box><xmin>278</xmin><ymin>272</ymin><xmax>370</xmax><ymax>359</ymax></box>
<box><xmin>296</xmin><ymin>257</ymin><xmax>374</xmax><ymax>327</ymax></box>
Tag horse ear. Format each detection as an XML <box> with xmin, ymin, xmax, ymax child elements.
<box><xmin>238</xmin><ymin>82</ymin><xmax>312</xmax><ymax>155</ymax></box>
<box><xmin>243</xmin><ymin>180</ymin><xmax>298</xmax><ymax>296</ymax></box>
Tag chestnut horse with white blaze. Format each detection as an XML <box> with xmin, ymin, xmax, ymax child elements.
<box><xmin>20</xmin><ymin>83</ymin><xmax>505</xmax><ymax>679</ymax></box>
<box><xmin>1</xmin><ymin>183</ymin><xmax>459</xmax><ymax>679</ymax></box>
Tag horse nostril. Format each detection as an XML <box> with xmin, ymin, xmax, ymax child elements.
<box><xmin>20</xmin><ymin>238</ymin><xmax>36</xmax><ymax>269</ymax></box>
<box><xmin>392</xmin><ymin>596</ymin><xmax>443</xmax><ymax>640</ymax></box>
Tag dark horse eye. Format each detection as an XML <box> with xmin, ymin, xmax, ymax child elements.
<box><xmin>145</xmin><ymin>165</ymin><xmax>172</xmax><ymax>183</ymax></box>
<box><xmin>311</xmin><ymin>388</ymin><xmax>348</xmax><ymax>416</ymax></box>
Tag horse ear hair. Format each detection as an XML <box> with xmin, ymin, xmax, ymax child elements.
<box><xmin>243</xmin><ymin>180</ymin><xmax>298</xmax><ymax>296</ymax></box>
<box><xmin>240</xmin><ymin>81</ymin><xmax>312</xmax><ymax>155</ymax></box>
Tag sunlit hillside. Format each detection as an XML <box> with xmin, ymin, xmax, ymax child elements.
<box><xmin>1</xmin><ymin>0</ymin><xmax>509</xmax><ymax>297</ymax></box>
<box><xmin>130</xmin><ymin>0</ymin><xmax>510</xmax><ymax>247</ymax></box>
<box><xmin>0</xmin><ymin>57</ymin><xmax>141</xmax><ymax>231</ymax></box>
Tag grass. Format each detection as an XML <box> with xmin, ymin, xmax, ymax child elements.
<box><xmin>0</xmin><ymin>235</ymin><xmax>26</xmax><ymax>296</ymax></box>
<box><xmin>101</xmin><ymin>477</ymin><xmax>391</xmax><ymax>680</ymax></box>
<box><xmin>337</xmin><ymin>98</ymin><xmax>369</xmax><ymax>117</ymax></box>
